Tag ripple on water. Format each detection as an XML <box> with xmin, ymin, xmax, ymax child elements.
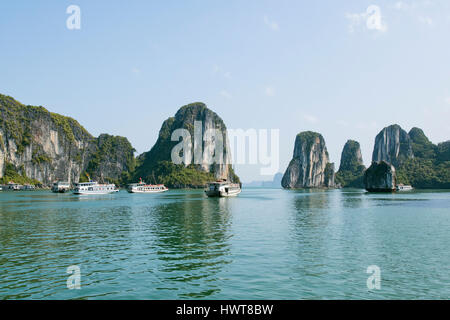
<box><xmin>0</xmin><ymin>189</ymin><xmax>450</xmax><ymax>299</ymax></box>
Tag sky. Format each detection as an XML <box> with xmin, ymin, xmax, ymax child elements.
<box><xmin>1</xmin><ymin>0</ymin><xmax>450</xmax><ymax>182</ymax></box>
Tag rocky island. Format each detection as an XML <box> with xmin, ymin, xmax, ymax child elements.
<box><xmin>372</xmin><ymin>124</ymin><xmax>414</xmax><ymax>168</ymax></box>
<box><xmin>1</xmin><ymin>93</ymin><xmax>449</xmax><ymax>191</ymax></box>
<box><xmin>364</xmin><ymin>161</ymin><xmax>396</xmax><ymax>192</ymax></box>
<box><xmin>281</xmin><ymin>131</ymin><xmax>335</xmax><ymax>189</ymax></box>
<box><xmin>134</xmin><ymin>102</ymin><xmax>239</xmax><ymax>188</ymax></box>
<box><xmin>335</xmin><ymin>140</ymin><xmax>366</xmax><ymax>188</ymax></box>
<box><xmin>368</xmin><ymin>124</ymin><xmax>450</xmax><ymax>189</ymax></box>
<box><xmin>281</xmin><ymin>124</ymin><xmax>449</xmax><ymax>191</ymax></box>
<box><xmin>0</xmin><ymin>94</ymin><xmax>135</xmax><ymax>186</ymax></box>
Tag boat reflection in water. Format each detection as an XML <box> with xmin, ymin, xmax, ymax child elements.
<box><xmin>151</xmin><ymin>191</ymin><xmax>233</xmax><ymax>298</ymax></box>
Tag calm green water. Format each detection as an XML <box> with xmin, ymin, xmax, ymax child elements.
<box><xmin>0</xmin><ymin>188</ymin><xmax>449</xmax><ymax>299</ymax></box>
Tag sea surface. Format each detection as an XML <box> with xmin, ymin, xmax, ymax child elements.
<box><xmin>0</xmin><ymin>188</ymin><xmax>449</xmax><ymax>300</ymax></box>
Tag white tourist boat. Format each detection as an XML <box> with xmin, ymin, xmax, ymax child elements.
<box><xmin>127</xmin><ymin>179</ymin><xmax>168</xmax><ymax>193</ymax></box>
<box><xmin>396</xmin><ymin>184</ymin><xmax>413</xmax><ymax>191</ymax></box>
<box><xmin>52</xmin><ymin>181</ymin><xmax>71</xmax><ymax>193</ymax></box>
<box><xmin>205</xmin><ymin>180</ymin><xmax>242</xmax><ymax>197</ymax></box>
<box><xmin>73</xmin><ymin>181</ymin><xmax>118</xmax><ymax>195</ymax></box>
<box><xmin>7</xmin><ymin>182</ymin><xmax>22</xmax><ymax>191</ymax></box>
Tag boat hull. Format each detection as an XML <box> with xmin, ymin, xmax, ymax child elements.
<box><xmin>205</xmin><ymin>189</ymin><xmax>241</xmax><ymax>197</ymax></box>
<box><xmin>52</xmin><ymin>189</ymin><xmax>69</xmax><ymax>193</ymax></box>
<box><xmin>365</xmin><ymin>188</ymin><xmax>396</xmax><ymax>193</ymax></box>
<box><xmin>396</xmin><ymin>188</ymin><xmax>413</xmax><ymax>192</ymax></box>
<box><xmin>128</xmin><ymin>189</ymin><xmax>168</xmax><ymax>194</ymax></box>
<box><xmin>73</xmin><ymin>190</ymin><xmax>119</xmax><ymax>195</ymax></box>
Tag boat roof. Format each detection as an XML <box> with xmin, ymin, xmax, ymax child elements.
<box><xmin>129</xmin><ymin>183</ymin><xmax>165</xmax><ymax>186</ymax></box>
<box><xmin>208</xmin><ymin>180</ymin><xmax>233</xmax><ymax>185</ymax></box>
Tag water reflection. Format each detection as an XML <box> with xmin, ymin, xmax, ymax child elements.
<box><xmin>0</xmin><ymin>192</ymin><xmax>137</xmax><ymax>299</ymax></box>
<box><xmin>2</xmin><ymin>189</ymin><xmax>450</xmax><ymax>299</ymax></box>
<box><xmin>286</xmin><ymin>189</ymin><xmax>376</xmax><ymax>298</ymax></box>
<box><xmin>291</xmin><ymin>189</ymin><xmax>330</xmax><ymax>210</ymax></box>
<box><xmin>150</xmin><ymin>193</ymin><xmax>232</xmax><ymax>298</ymax></box>
<box><xmin>339</xmin><ymin>189</ymin><xmax>367</xmax><ymax>209</ymax></box>
<box><xmin>289</xmin><ymin>190</ymin><xmax>332</xmax><ymax>232</ymax></box>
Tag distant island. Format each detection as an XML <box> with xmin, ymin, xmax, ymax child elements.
<box><xmin>281</xmin><ymin>131</ymin><xmax>336</xmax><ymax>189</ymax></box>
<box><xmin>244</xmin><ymin>173</ymin><xmax>283</xmax><ymax>188</ymax></box>
<box><xmin>280</xmin><ymin>124</ymin><xmax>450</xmax><ymax>190</ymax></box>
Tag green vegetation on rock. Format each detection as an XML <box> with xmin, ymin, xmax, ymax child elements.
<box><xmin>395</xmin><ymin>129</ymin><xmax>450</xmax><ymax>188</ymax></box>
<box><xmin>336</xmin><ymin>169</ymin><xmax>365</xmax><ymax>188</ymax></box>
<box><xmin>0</xmin><ymin>94</ymin><xmax>92</xmax><ymax>152</ymax></box>
<box><xmin>140</xmin><ymin>161</ymin><xmax>216</xmax><ymax>188</ymax></box>
<box><xmin>228</xmin><ymin>166</ymin><xmax>241</xmax><ymax>184</ymax></box>
<box><xmin>31</xmin><ymin>153</ymin><xmax>52</xmax><ymax>165</ymax></box>
<box><xmin>295</xmin><ymin>131</ymin><xmax>322</xmax><ymax>155</ymax></box>
<box><xmin>0</xmin><ymin>94</ymin><xmax>138</xmax><ymax>186</ymax></box>
<box><xmin>50</xmin><ymin>112</ymin><xmax>91</xmax><ymax>144</ymax></box>
<box><xmin>84</xmin><ymin>134</ymin><xmax>136</xmax><ymax>185</ymax></box>
<box><xmin>437</xmin><ymin>141</ymin><xmax>450</xmax><ymax>161</ymax></box>
<box><xmin>336</xmin><ymin>140</ymin><xmax>365</xmax><ymax>188</ymax></box>
<box><xmin>397</xmin><ymin>158</ymin><xmax>450</xmax><ymax>188</ymax></box>
<box><xmin>0</xmin><ymin>162</ymin><xmax>41</xmax><ymax>185</ymax></box>
<box><xmin>408</xmin><ymin>127</ymin><xmax>436</xmax><ymax>159</ymax></box>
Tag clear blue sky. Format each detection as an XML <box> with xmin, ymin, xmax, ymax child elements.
<box><xmin>1</xmin><ymin>0</ymin><xmax>450</xmax><ymax>182</ymax></box>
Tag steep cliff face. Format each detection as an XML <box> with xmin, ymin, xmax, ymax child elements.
<box><xmin>0</xmin><ymin>94</ymin><xmax>135</xmax><ymax>185</ymax></box>
<box><xmin>369</xmin><ymin>125</ymin><xmax>449</xmax><ymax>189</ymax></box>
<box><xmin>372</xmin><ymin>124</ymin><xmax>413</xmax><ymax>167</ymax></box>
<box><xmin>364</xmin><ymin>161</ymin><xmax>396</xmax><ymax>192</ymax></box>
<box><xmin>134</xmin><ymin>102</ymin><xmax>239</xmax><ymax>188</ymax></box>
<box><xmin>338</xmin><ymin>140</ymin><xmax>364</xmax><ymax>171</ymax></box>
<box><xmin>281</xmin><ymin>131</ymin><xmax>334</xmax><ymax>189</ymax></box>
<box><xmin>324</xmin><ymin>163</ymin><xmax>336</xmax><ymax>188</ymax></box>
<box><xmin>336</xmin><ymin>140</ymin><xmax>366</xmax><ymax>188</ymax></box>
